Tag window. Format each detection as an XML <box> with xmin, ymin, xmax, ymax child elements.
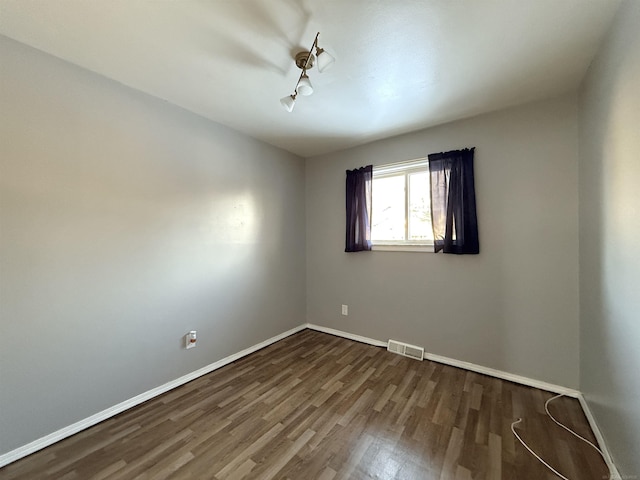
<box><xmin>345</xmin><ymin>149</ymin><xmax>477</xmax><ymax>255</ymax></box>
<box><xmin>371</xmin><ymin>159</ymin><xmax>434</xmax><ymax>251</ymax></box>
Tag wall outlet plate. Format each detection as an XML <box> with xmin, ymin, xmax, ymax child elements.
<box><xmin>341</xmin><ymin>305</ymin><xmax>348</xmax><ymax>316</ymax></box>
<box><xmin>186</xmin><ymin>331</ymin><xmax>197</xmax><ymax>349</ymax></box>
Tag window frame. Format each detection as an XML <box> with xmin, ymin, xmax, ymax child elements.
<box><xmin>371</xmin><ymin>158</ymin><xmax>434</xmax><ymax>252</ymax></box>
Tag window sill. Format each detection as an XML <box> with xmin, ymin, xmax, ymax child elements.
<box><xmin>372</xmin><ymin>244</ymin><xmax>434</xmax><ymax>253</ymax></box>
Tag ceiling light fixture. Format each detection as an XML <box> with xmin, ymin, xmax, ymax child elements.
<box><xmin>280</xmin><ymin>32</ymin><xmax>335</xmax><ymax>112</ymax></box>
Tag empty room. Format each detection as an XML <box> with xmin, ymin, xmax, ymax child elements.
<box><xmin>0</xmin><ymin>1</ymin><xmax>638</xmax><ymax>479</ymax></box>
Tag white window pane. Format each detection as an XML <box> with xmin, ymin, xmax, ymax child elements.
<box><xmin>372</xmin><ymin>175</ymin><xmax>405</xmax><ymax>241</ymax></box>
<box><xmin>408</xmin><ymin>172</ymin><xmax>433</xmax><ymax>241</ymax></box>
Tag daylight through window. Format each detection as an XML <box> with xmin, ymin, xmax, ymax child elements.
<box><xmin>371</xmin><ymin>159</ymin><xmax>433</xmax><ymax>249</ymax></box>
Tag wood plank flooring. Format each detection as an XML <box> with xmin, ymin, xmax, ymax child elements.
<box><xmin>0</xmin><ymin>330</ymin><xmax>610</xmax><ymax>479</ymax></box>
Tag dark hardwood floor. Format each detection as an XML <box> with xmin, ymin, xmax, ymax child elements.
<box><xmin>0</xmin><ymin>329</ymin><xmax>609</xmax><ymax>479</ymax></box>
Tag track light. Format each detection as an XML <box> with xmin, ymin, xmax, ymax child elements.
<box><xmin>280</xmin><ymin>32</ymin><xmax>335</xmax><ymax>111</ymax></box>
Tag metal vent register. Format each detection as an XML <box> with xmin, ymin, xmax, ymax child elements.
<box><xmin>387</xmin><ymin>340</ymin><xmax>424</xmax><ymax>361</ymax></box>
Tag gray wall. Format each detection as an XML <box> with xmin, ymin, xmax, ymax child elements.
<box><xmin>578</xmin><ymin>1</ymin><xmax>640</xmax><ymax>476</ymax></box>
<box><xmin>0</xmin><ymin>36</ymin><xmax>306</xmax><ymax>455</ymax></box>
<box><xmin>306</xmin><ymin>95</ymin><xmax>580</xmax><ymax>388</ymax></box>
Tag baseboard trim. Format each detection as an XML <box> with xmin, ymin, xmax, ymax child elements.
<box><xmin>423</xmin><ymin>351</ymin><xmax>581</xmax><ymax>397</ymax></box>
<box><xmin>306</xmin><ymin>323</ymin><xmax>579</xmax><ymax>397</ymax></box>
<box><xmin>306</xmin><ymin>323</ymin><xmax>580</xmax><ymax>398</ymax></box>
<box><xmin>577</xmin><ymin>394</ymin><xmax>621</xmax><ymax>479</ymax></box>
<box><xmin>306</xmin><ymin>325</ymin><xmax>623</xmax><ymax>477</ymax></box>
<box><xmin>0</xmin><ymin>324</ymin><xmax>306</xmax><ymax>468</ymax></box>
<box><xmin>2</xmin><ymin>323</ymin><xmax>618</xmax><ymax>478</ymax></box>
<box><xmin>305</xmin><ymin>323</ymin><xmax>388</xmax><ymax>347</ymax></box>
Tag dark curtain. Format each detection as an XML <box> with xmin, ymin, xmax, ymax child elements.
<box><xmin>428</xmin><ymin>148</ymin><xmax>479</xmax><ymax>254</ymax></box>
<box><xmin>345</xmin><ymin>165</ymin><xmax>373</xmax><ymax>252</ymax></box>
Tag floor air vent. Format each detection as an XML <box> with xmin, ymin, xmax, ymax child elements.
<box><xmin>387</xmin><ymin>340</ymin><xmax>424</xmax><ymax>361</ymax></box>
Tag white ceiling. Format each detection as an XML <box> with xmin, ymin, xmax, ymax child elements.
<box><xmin>0</xmin><ymin>0</ymin><xmax>621</xmax><ymax>157</ymax></box>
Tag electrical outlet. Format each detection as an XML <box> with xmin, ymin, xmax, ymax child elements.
<box><xmin>341</xmin><ymin>305</ymin><xmax>348</xmax><ymax>316</ymax></box>
<box><xmin>186</xmin><ymin>331</ymin><xmax>197</xmax><ymax>349</ymax></box>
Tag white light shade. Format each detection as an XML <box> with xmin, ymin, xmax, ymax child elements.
<box><xmin>280</xmin><ymin>94</ymin><xmax>296</xmax><ymax>112</ymax></box>
<box><xmin>297</xmin><ymin>73</ymin><xmax>313</xmax><ymax>96</ymax></box>
<box><xmin>316</xmin><ymin>48</ymin><xmax>335</xmax><ymax>72</ymax></box>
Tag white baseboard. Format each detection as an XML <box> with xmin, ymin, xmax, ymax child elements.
<box><xmin>422</xmin><ymin>351</ymin><xmax>581</xmax><ymax>397</ymax></box>
<box><xmin>1</xmin><ymin>322</ymin><xmax>619</xmax><ymax>479</ymax></box>
<box><xmin>577</xmin><ymin>394</ymin><xmax>621</xmax><ymax>480</ymax></box>
<box><xmin>305</xmin><ymin>324</ymin><xmax>624</xmax><ymax>476</ymax></box>
<box><xmin>306</xmin><ymin>323</ymin><xmax>579</xmax><ymax>396</ymax></box>
<box><xmin>305</xmin><ymin>323</ymin><xmax>388</xmax><ymax>347</ymax></box>
<box><xmin>0</xmin><ymin>324</ymin><xmax>306</xmax><ymax>468</ymax></box>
